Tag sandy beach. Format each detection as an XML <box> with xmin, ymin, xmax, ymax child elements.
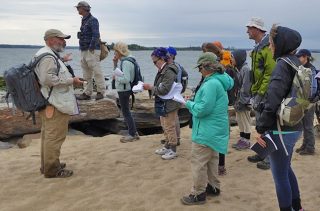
<box><xmin>0</xmin><ymin>125</ymin><xmax>319</xmax><ymax>211</ymax></box>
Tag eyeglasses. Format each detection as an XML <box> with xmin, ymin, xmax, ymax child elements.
<box><xmin>153</xmin><ymin>59</ymin><xmax>160</xmax><ymax>65</ymax></box>
<box><xmin>198</xmin><ymin>65</ymin><xmax>203</xmax><ymax>72</ymax></box>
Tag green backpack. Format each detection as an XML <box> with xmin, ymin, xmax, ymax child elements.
<box><xmin>277</xmin><ymin>57</ymin><xmax>313</xmax><ymax>127</ymax></box>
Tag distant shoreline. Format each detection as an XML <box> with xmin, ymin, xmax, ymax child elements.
<box><xmin>0</xmin><ymin>44</ymin><xmax>254</xmax><ymax>52</ymax></box>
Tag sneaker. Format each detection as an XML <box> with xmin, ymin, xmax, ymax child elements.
<box><xmin>161</xmin><ymin>149</ymin><xmax>177</xmax><ymax>160</ymax></box>
<box><xmin>206</xmin><ymin>184</ymin><xmax>221</xmax><ymax>196</ymax></box>
<box><xmin>95</xmin><ymin>92</ymin><xmax>104</xmax><ymax>100</ymax></box>
<box><xmin>257</xmin><ymin>160</ymin><xmax>270</xmax><ymax>170</ymax></box>
<box><xmin>76</xmin><ymin>93</ymin><xmax>91</xmax><ymax>100</ymax></box>
<box><xmin>120</xmin><ymin>135</ymin><xmax>140</xmax><ymax>143</ymax></box>
<box><xmin>247</xmin><ymin>154</ymin><xmax>264</xmax><ymax>163</ymax></box>
<box><xmin>218</xmin><ymin>165</ymin><xmax>227</xmax><ymax>176</ymax></box>
<box><xmin>155</xmin><ymin>147</ymin><xmax>171</xmax><ymax>155</ymax></box>
<box><xmin>181</xmin><ymin>192</ymin><xmax>206</xmax><ymax>205</ymax></box>
<box><xmin>232</xmin><ymin>138</ymin><xmax>242</xmax><ymax>148</ymax></box>
<box><xmin>295</xmin><ymin>145</ymin><xmax>306</xmax><ymax>153</ymax></box>
<box><xmin>299</xmin><ymin>148</ymin><xmax>315</xmax><ymax>155</ymax></box>
<box><xmin>235</xmin><ymin>139</ymin><xmax>250</xmax><ymax>150</ymax></box>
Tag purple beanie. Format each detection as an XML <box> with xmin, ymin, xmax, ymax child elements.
<box><xmin>151</xmin><ymin>47</ymin><xmax>169</xmax><ymax>61</ymax></box>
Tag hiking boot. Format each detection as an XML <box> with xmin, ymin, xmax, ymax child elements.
<box><xmin>120</xmin><ymin>134</ymin><xmax>140</xmax><ymax>143</ymax></box>
<box><xmin>299</xmin><ymin>148</ymin><xmax>315</xmax><ymax>155</ymax></box>
<box><xmin>155</xmin><ymin>147</ymin><xmax>171</xmax><ymax>155</ymax></box>
<box><xmin>181</xmin><ymin>192</ymin><xmax>206</xmax><ymax>205</ymax></box>
<box><xmin>218</xmin><ymin>165</ymin><xmax>227</xmax><ymax>176</ymax></box>
<box><xmin>95</xmin><ymin>92</ymin><xmax>104</xmax><ymax>100</ymax></box>
<box><xmin>257</xmin><ymin>160</ymin><xmax>270</xmax><ymax>170</ymax></box>
<box><xmin>295</xmin><ymin>145</ymin><xmax>306</xmax><ymax>153</ymax></box>
<box><xmin>206</xmin><ymin>184</ymin><xmax>221</xmax><ymax>196</ymax></box>
<box><xmin>247</xmin><ymin>154</ymin><xmax>264</xmax><ymax>163</ymax></box>
<box><xmin>161</xmin><ymin>149</ymin><xmax>177</xmax><ymax>160</ymax></box>
<box><xmin>177</xmin><ymin>139</ymin><xmax>181</xmax><ymax>146</ymax></box>
<box><xmin>40</xmin><ymin>162</ymin><xmax>66</xmax><ymax>174</ymax></box>
<box><xmin>76</xmin><ymin>93</ymin><xmax>91</xmax><ymax>100</ymax></box>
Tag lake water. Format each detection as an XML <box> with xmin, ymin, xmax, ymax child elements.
<box><xmin>1</xmin><ymin>48</ymin><xmax>319</xmax><ymax>88</ymax></box>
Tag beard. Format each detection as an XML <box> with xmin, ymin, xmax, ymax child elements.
<box><xmin>52</xmin><ymin>44</ymin><xmax>65</xmax><ymax>53</ymax></box>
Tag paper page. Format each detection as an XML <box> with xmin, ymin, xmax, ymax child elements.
<box><xmin>173</xmin><ymin>94</ymin><xmax>186</xmax><ymax>104</ymax></box>
<box><xmin>114</xmin><ymin>68</ymin><xmax>124</xmax><ymax>77</ymax></box>
<box><xmin>132</xmin><ymin>81</ymin><xmax>144</xmax><ymax>93</ymax></box>
<box><xmin>158</xmin><ymin>82</ymin><xmax>183</xmax><ymax>100</ymax></box>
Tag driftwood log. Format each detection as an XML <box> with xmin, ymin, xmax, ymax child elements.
<box><xmin>0</xmin><ymin>98</ymin><xmax>120</xmax><ymax>140</ymax></box>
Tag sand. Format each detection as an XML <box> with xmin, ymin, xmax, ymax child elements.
<box><xmin>0</xmin><ymin>126</ymin><xmax>319</xmax><ymax>211</ymax></box>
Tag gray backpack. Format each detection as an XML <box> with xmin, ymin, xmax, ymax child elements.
<box><xmin>4</xmin><ymin>53</ymin><xmax>60</xmax><ymax>124</ymax></box>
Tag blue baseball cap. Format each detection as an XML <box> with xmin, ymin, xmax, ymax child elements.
<box><xmin>167</xmin><ymin>46</ymin><xmax>177</xmax><ymax>56</ymax></box>
<box><xmin>296</xmin><ymin>49</ymin><xmax>312</xmax><ymax>57</ymax></box>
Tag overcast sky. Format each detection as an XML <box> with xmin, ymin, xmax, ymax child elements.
<box><xmin>1</xmin><ymin>0</ymin><xmax>319</xmax><ymax>48</ymax></box>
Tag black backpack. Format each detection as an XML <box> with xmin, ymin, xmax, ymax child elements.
<box><xmin>175</xmin><ymin>63</ymin><xmax>188</xmax><ymax>93</ymax></box>
<box><xmin>120</xmin><ymin>57</ymin><xmax>144</xmax><ymax>109</ymax></box>
<box><xmin>4</xmin><ymin>53</ymin><xmax>60</xmax><ymax>124</ymax></box>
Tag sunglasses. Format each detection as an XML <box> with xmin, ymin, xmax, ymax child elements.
<box><xmin>153</xmin><ymin>59</ymin><xmax>160</xmax><ymax>65</ymax></box>
<box><xmin>197</xmin><ymin>65</ymin><xmax>203</xmax><ymax>72</ymax></box>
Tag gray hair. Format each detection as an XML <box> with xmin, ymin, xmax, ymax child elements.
<box><xmin>202</xmin><ymin>62</ymin><xmax>225</xmax><ymax>74</ymax></box>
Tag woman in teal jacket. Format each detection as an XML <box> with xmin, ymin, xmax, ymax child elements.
<box><xmin>181</xmin><ymin>52</ymin><xmax>233</xmax><ymax>205</ymax></box>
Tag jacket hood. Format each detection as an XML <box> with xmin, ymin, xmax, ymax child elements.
<box><xmin>210</xmin><ymin>72</ymin><xmax>234</xmax><ymax>91</ymax></box>
<box><xmin>232</xmin><ymin>50</ymin><xmax>247</xmax><ymax>70</ymax></box>
<box><xmin>271</xmin><ymin>26</ymin><xmax>302</xmax><ymax>60</ymax></box>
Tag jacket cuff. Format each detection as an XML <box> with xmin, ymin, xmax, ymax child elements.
<box><xmin>255</xmin><ymin>126</ymin><xmax>268</xmax><ymax>134</ymax></box>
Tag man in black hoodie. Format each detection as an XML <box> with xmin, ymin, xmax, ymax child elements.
<box><xmin>255</xmin><ymin>25</ymin><xmax>304</xmax><ymax>211</ymax></box>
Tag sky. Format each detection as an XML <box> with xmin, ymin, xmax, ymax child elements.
<box><xmin>0</xmin><ymin>0</ymin><xmax>320</xmax><ymax>49</ymax></box>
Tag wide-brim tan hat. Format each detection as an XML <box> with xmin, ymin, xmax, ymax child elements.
<box><xmin>113</xmin><ymin>42</ymin><xmax>130</xmax><ymax>57</ymax></box>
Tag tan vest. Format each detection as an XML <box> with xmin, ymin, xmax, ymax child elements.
<box><xmin>34</xmin><ymin>46</ymin><xmax>78</xmax><ymax>115</ymax></box>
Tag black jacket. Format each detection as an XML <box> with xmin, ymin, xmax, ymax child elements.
<box><xmin>256</xmin><ymin>26</ymin><xmax>303</xmax><ymax>134</ymax></box>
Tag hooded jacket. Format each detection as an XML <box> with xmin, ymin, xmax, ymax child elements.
<box><xmin>185</xmin><ymin>72</ymin><xmax>234</xmax><ymax>154</ymax></box>
<box><xmin>153</xmin><ymin>63</ymin><xmax>181</xmax><ymax>113</ymax></box>
<box><xmin>233</xmin><ymin>50</ymin><xmax>252</xmax><ymax>111</ymax></box>
<box><xmin>256</xmin><ymin>26</ymin><xmax>303</xmax><ymax>134</ymax></box>
<box><xmin>250</xmin><ymin>34</ymin><xmax>276</xmax><ymax>96</ymax></box>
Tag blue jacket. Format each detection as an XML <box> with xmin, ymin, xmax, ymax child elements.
<box><xmin>78</xmin><ymin>14</ymin><xmax>100</xmax><ymax>51</ymax></box>
<box><xmin>185</xmin><ymin>72</ymin><xmax>234</xmax><ymax>154</ymax></box>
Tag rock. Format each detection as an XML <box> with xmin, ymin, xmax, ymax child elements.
<box><xmin>0</xmin><ymin>141</ymin><xmax>14</xmax><ymax>150</ymax></box>
<box><xmin>17</xmin><ymin>133</ymin><xmax>41</xmax><ymax>148</ymax></box>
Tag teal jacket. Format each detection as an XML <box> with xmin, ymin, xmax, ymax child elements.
<box><xmin>185</xmin><ymin>72</ymin><xmax>234</xmax><ymax>154</ymax></box>
<box><xmin>115</xmin><ymin>55</ymin><xmax>135</xmax><ymax>92</ymax></box>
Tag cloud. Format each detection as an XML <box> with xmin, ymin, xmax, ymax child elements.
<box><xmin>1</xmin><ymin>0</ymin><xmax>320</xmax><ymax>48</ymax></box>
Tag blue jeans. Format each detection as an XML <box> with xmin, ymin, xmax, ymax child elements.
<box><xmin>269</xmin><ymin>131</ymin><xmax>302</xmax><ymax>209</ymax></box>
<box><xmin>118</xmin><ymin>91</ymin><xmax>137</xmax><ymax>136</ymax></box>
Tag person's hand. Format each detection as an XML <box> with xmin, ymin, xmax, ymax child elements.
<box><xmin>89</xmin><ymin>49</ymin><xmax>94</xmax><ymax>54</ymax></box>
<box><xmin>113</xmin><ymin>56</ymin><xmax>118</xmax><ymax>68</ymax></box>
<box><xmin>143</xmin><ymin>83</ymin><xmax>153</xmax><ymax>90</ymax></box>
<box><xmin>62</xmin><ymin>53</ymin><xmax>72</xmax><ymax>62</ymax></box>
<box><xmin>256</xmin><ymin>134</ymin><xmax>266</xmax><ymax>148</ymax></box>
<box><xmin>73</xmin><ymin>77</ymin><xmax>84</xmax><ymax>86</ymax></box>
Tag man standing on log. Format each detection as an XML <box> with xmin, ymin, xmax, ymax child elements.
<box><xmin>34</xmin><ymin>29</ymin><xmax>83</xmax><ymax>178</ymax></box>
<box><xmin>75</xmin><ymin>1</ymin><xmax>106</xmax><ymax>101</ymax></box>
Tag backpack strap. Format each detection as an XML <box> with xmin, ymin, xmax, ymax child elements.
<box><xmin>278</xmin><ymin>57</ymin><xmax>308</xmax><ymax>99</ymax></box>
<box><xmin>175</xmin><ymin>63</ymin><xmax>183</xmax><ymax>83</ymax></box>
<box><xmin>30</xmin><ymin>53</ymin><xmax>61</xmax><ymax>101</ymax></box>
<box><xmin>120</xmin><ymin>57</ymin><xmax>136</xmax><ymax>90</ymax></box>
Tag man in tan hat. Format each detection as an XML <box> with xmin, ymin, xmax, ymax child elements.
<box><xmin>34</xmin><ymin>29</ymin><xmax>83</xmax><ymax>178</ymax></box>
<box><xmin>75</xmin><ymin>1</ymin><xmax>106</xmax><ymax>100</ymax></box>
<box><xmin>245</xmin><ymin>17</ymin><xmax>276</xmax><ymax>170</ymax></box>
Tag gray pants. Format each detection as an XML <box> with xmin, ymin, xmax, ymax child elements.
<box><xmin>302</xmin><ymin>106</ymin><xmax>315</xmax><ymax>150</ymax></box>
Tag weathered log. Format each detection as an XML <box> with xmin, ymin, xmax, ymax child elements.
<box><xmin>0</xmin><ymin>98</ymin><xmax>120</xmax><ymax>140</ymax></box>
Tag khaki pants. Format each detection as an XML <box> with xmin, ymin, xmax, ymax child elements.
<box><xmin>236</xmin><ymin>110</ymin><xmax>251</xmax><ymax>133</ymax></box>
<box><xmin>175</xmin><ymin>114</ymin><xmax>180</xmax><ymax>140</ymax></box>
<box><xmin>191</xmin><ymin>142</ymin><xmax>220</xmax><ymax>195</ymax></box>
<box><xmin>39</xmin><ymin>108</ymin><xmax>70</xmax><ymax>177</ymax></box>
<box><xmin>81</xmin><ymin>50</ymin><xmax>106</xmax><ymax>95</ymax></box>
<box><xmin>160</xmin><ymin>109</ymin><xmax>178</xmax><ymax>146</ymax></box>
